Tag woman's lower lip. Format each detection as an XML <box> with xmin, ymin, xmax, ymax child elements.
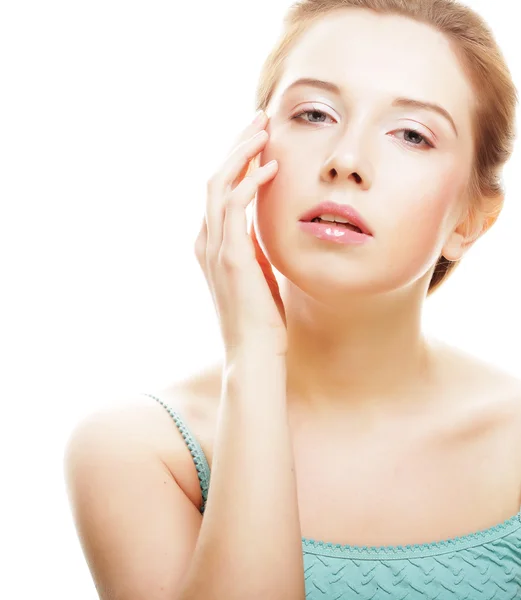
<box><xmin>298</xmin><ymin>221</ymin><xmax>372</xmax><ymax>245</ymax></box>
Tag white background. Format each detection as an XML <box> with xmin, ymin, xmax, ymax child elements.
<box><xmin>1</xmin><ymin>1</ymin><xmax>520</xmax><ymax>598</ymax></box>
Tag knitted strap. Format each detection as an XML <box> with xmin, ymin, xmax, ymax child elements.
<box><xmin>142</xmin><ymin>393</ymin><xmax>210</xmax><ymax>514</ymax></box>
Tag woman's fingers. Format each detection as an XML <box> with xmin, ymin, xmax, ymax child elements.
<box><xmin>205</xmin><ymin>115</ymin><xmax>268</xmax><ymax>258</ymax></box>
<box><xmin>196</xmin><ymin>111</ymin><xmax>267</xmax><ymax>277</ymax></box>
<box><xmin>220</xmin><ymin>159</ymin><xmax>278</xmax><ymax>269</ymax></box>
<box><xmin>193</xmin><ymin>110</ymin><xmax>287</xmax><ymax>353</ymax></box>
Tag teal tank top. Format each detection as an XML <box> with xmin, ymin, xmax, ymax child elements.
<box><xmin>144</xmin><ymin>393</ymin><xmax>521</xmax><ymax>599</ymax></box>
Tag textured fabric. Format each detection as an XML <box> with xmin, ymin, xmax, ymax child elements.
<box><xmin>145</xmin><ymin>392</ymin><xmax>521</xmax><ymax>599</ymax></box>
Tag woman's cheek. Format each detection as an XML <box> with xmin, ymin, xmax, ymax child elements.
<box><xmin>254</xmin><ymin>158</ymin><xmax>295</xmax><ymax>265</ymax></box>
<box><xmin>257</xmin><ymin>133</ymin><xmax>294</xmax><ymax>210</ymax></box>
<box><xmin>386</xmin><ymin>195</ymin><xmax>457</xmax><ymax>281</ymax></box>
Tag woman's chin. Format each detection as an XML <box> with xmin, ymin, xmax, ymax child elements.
<box><xmin>268</xmin><ymin>253</ymin><xmax>380</xmax><ymax>301</ymax></box>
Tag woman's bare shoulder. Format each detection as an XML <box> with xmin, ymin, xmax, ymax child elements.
<box><xmin>439</xmin><ymin>340</ymin><xmax>521</xmax><ymax>433</ymax></box>
<box><xmin>148</xmin><ymin>361</ymin><xmax>224</xmax><ymax>432</ymax></box>
<box><xmin>69</xmin><ymin>361</ymin><xmax>224</xmax><ymax>510</ymax></box>
<box><xmin>145</xmin><ymin>362</ymin><xmax>224</xmax><ymax>503</ymax></box>
<box><xmin>101</xmin><ymin>360</ymin><xmax>224</xmax><ymax>438</ymax></box>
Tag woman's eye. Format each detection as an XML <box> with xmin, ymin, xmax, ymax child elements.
<box><xmin>396</xmin><ymin>129</ymin><xmax>435</xmax><ymax>149</ymax></box>
<box><xmin>292</xmin><ymin>108</ymin><xmax>335</xmax><ymax>125</ymax></box>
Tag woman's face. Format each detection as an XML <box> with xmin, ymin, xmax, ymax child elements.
<box><xmin>255</xmin><ymin>9</ymin><xmax>476</xmax><ymax>299</ymax></box>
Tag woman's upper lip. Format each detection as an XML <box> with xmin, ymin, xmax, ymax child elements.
<box><xmin>298</xmin><ymin>201</ymin><xmax>373</xmax><ymax>236</ymax></box>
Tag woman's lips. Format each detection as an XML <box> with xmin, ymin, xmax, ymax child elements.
<box><xmin>298</xmin><ymin>201</ymin><xmax>373</xmax><ymax>237</ymax></box>
<box><xmin>298</xmin><ymin>220</ymin><xmax>373</xmax><ymax>245</ymax></box>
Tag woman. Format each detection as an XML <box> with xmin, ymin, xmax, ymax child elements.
<box><xmin>64</xmin><ymin>1</ymin><xmax>521</xmax><ymax>598</ymax></box>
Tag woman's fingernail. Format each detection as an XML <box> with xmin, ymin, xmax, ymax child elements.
<box><xmin>253</xmin><ymin>110</ymin><xmax>265</xmax><ymax>124</ymax></box>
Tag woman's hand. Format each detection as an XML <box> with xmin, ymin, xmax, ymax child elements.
<box><xmin>194</xmin><ymin>110</ymin><xmax>287</xmax><ymax>357</ymax></box>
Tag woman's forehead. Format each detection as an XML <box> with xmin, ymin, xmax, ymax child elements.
<box><xmin>270</xmin><ymin>10</ymin><xmax>474</xmax><ymax>133</ymax></box>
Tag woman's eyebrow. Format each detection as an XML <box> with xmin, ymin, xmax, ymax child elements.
<box><xmin>281</xmin><ymin>77</ymin><xmax>459</xmax><ymax>137</ymax></box>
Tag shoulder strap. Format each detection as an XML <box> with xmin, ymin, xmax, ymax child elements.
<box><xmin>142</xmin><ymin>393</ymin><xmax>210</xmax><ymax>514</ymax></box>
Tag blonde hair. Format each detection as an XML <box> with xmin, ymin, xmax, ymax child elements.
<box><xmin>252</xmin><ymin>0</ymin><xmax>518</xmax><ymax>295</ymax></box>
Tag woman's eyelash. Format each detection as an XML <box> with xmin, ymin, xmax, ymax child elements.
<box><xmin>291</xmin><ymin>108</ymin><xmax>435</xmax><ymax>149</ymax></box>
<box><xmin>292</xmin><ymin>108</ymin><xmax>335</xmax><ymax>126</ymax></box>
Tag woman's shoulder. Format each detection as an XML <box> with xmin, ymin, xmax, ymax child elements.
<box><xmin>129</xmin><ymin>362</ymin><xmax>223</xmax><ymax>506</ymax></box>
<box><xmin>149</xmin><ymin>362</ymin><xmax>223</xmax><ymax>461</ymax></box>
<box><xmin>99</xmin><ymin>360</ymin><xmax>223</xmax><ymax>444</ymax></box>
<box><xmin>67</xmin><ymin>362</ymin><xmax>223</xmax><ymax>511</ymax></box>
<box><xmin>439</xmin><ymin>340</ymin><xmax>521</xmax><ymax>408</ymax></box>
<box><xmin>434</xmin><ymin>340</ymin><xmax>521</xmax><ymax>451</ymax></box>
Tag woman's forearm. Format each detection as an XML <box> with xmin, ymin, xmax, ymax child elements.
<box><xmin>177</xmin><ymin>351</ymin><xmax>305</xmax><ymax>600</ymax></box>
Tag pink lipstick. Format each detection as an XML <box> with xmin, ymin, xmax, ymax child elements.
<box><xmin>298</xmin><ymin>201</ymin><xmax>373</xmax><ymax>245</ymax></box>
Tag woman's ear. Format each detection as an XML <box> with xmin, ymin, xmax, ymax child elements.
<box><xmin>442</xmin><ymin>193</ymin><xmax>504</xmax><ymax>261</ymax></box>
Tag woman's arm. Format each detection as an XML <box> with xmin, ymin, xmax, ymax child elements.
<box><xmin>63</xmin><ymin>405</ymin><xmax>206</xmax><ymax>600</ymax></box>
<box><xmin>177</xmin><ymin>351</ymin><xmax>305</xmax><ymax>600</ymax></box>
<box><xmin>181</xmin><ymin>107</ymin><xmax>303</xmax><ymax>598</ymax></box>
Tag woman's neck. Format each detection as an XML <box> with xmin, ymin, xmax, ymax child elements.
<box><xmin>282</xmin><ymin>285</ymin><xmax>441</xmax><ymax>421</ymax></box>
